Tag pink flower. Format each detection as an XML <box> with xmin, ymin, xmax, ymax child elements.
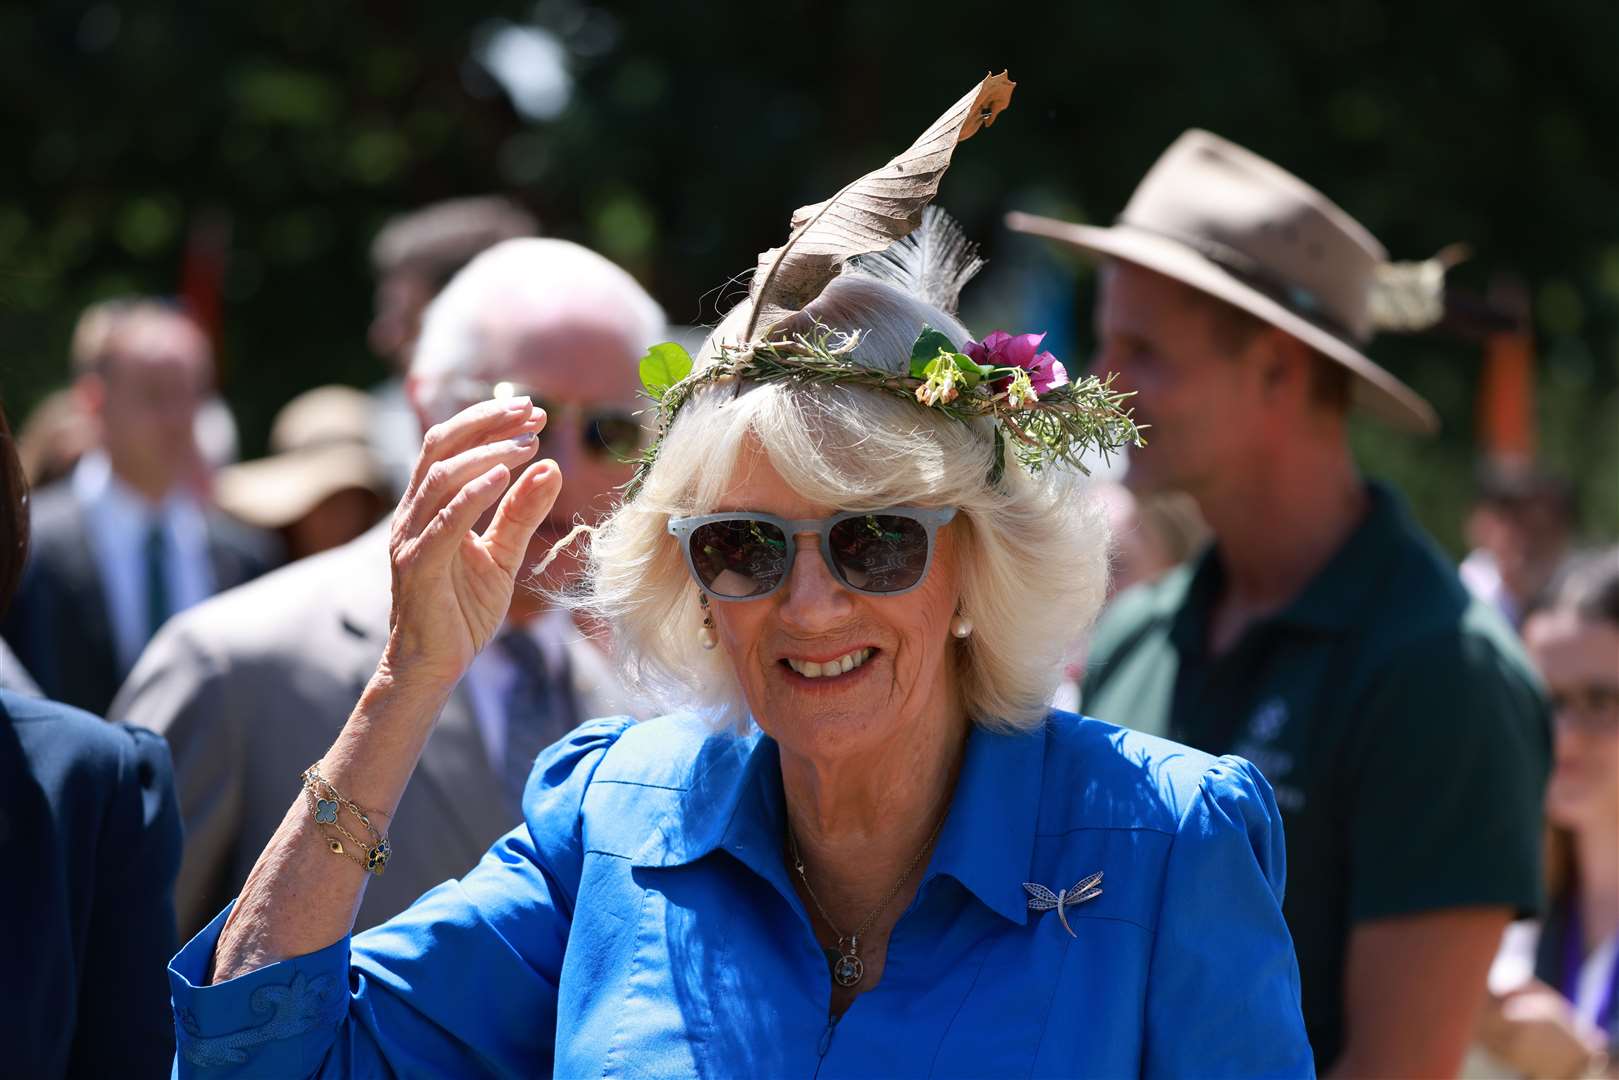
<box><xmin>965</xmin><ymin>330</ymin><xmax>1070</xmax><ymax>395</ymax></box>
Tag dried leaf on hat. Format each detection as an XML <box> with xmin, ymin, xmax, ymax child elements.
<box><xmin>743</xmin><ymin>72</ymin><xmax>1015</xmax><ymax>340</ymax></box>
<box><xmin>1369</xmin><ymin>243</ymin><xmax>1470</xmax><ymax>333</ymax></box>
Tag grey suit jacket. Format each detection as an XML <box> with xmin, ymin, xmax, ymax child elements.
<box><xmin>110</xmin><ymin>525</ymin><xmax>635</xmax><ymax>940</ymax></box>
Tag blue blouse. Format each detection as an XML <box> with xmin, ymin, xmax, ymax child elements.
<box><xmin>169</xmin><ymin>711</ymin><xmax>1313</xmax><ymax>1078</ymax></box>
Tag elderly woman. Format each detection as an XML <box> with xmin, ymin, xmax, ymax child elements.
<box><xmin>170</xmin><ymin>78</ymin><xmax>1310</xmax><ymax>1077</ymax></box>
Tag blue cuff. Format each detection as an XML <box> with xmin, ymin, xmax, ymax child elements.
<box><xmin>169</xmin><ymin>901</ymin><xmax>351</xmax><ymax>1076</ymax></box>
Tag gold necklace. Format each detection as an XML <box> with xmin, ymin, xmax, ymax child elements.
<box><xmin>787</xmin><ymin>813</ymin><xmax>947</xmax><ymax>988</ymax></box>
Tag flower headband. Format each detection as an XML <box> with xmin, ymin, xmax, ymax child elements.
<box><xmin>623</xmin><ymin>322</ymin><xmax>1142</xmax><ymax>499</ymax></box>
<box><xmin>620</xmin><ymin>71</ymin><xmax>1140</xmax><ymax>499</ymax></box>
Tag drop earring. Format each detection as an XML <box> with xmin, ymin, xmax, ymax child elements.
<box><xmin>951</xmin><ymin>613</ymin><xmax>974</xmax><ymax>639</ymax></box>
<box><xmin>697</xmin><ymin>592</ymin><xmax>718</xmax><ymax>650</ymax></box>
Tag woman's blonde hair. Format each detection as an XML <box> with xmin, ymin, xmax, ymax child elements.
<box><xmin>578</xmin><ymin>274</ymin><xmax>1110</xmax><ymax>732</ymax></box>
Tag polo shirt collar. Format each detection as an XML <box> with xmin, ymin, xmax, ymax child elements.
<box><xmin>1165</xmin><ymin>556</ymin><xmax>1214</xmax><ymax>656</ymax></box>
<box><xmin>633</xmin><ymin>717</ymin><xmax>1046</xmax><ymax>927</ymax></box>
<box><xmin>1171</xmin><ymin>480</ymin><xmax>1410</xmax><ymax>646</ymax></box>
<box><xmin>1284</xmin><ymin>481</ymin><xmax>1410</xmax><ymax>629</ymax></box>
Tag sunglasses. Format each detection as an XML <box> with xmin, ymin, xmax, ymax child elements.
<box><xmin>448</xmin><ymin>378</ymin><xmax>644</xmax><ymax>461</ymax></box>
<box><xmin>667</xmin><ymin>507</ymin><xmax>957</xmax><ymax>600</ymax></box>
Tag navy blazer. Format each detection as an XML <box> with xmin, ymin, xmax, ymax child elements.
<box><xmin>0</xmin><ymin>481</ymin><xmax>280</xmax><ymax>715</ymax></box>
<box><xmin>0</xmin><ymin>689</ymin><xmax>182</xmax><ymax>1079</ymax></box>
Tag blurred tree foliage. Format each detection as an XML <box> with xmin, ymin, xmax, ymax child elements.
<box><xmin>1</xmin><ymin>0</ymin><xmax>1614</xmax><ymax>550</ymax></box>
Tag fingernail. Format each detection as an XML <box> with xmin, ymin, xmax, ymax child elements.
<box><xmin>513</xmin><ymin>433</ymin><xmax>537</xmax><ymax>447</ymax></box>
<box><xmin>505</xmin><ymin>395</ymin><xmax>532</xmax><ymax>410</ymax></box>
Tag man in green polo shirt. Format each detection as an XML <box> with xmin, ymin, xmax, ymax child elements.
<box><xmin>1011</xmin><ymin>131</ymin><xmax>1549</xmax><ymax>1076</ymax></box>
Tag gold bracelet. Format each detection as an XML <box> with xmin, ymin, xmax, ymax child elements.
<box><xmin>301</xmin><ymin>763</ymin><xmax>392</xmax><ymax>876</ymax></box>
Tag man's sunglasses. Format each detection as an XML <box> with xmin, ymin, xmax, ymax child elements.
<box><xmin>666</xmin><ymin>507</ymin><xmax>957</xmax><ymax>600</ymax></box>
<box><xmin>449</xmin><ymin>379</ymin><xmax>644</xmax><ymax>461</ymax></box>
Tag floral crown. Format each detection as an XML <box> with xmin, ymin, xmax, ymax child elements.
<box><xmin>622</xmin><ymin>70</ymin><xmax>1141</xmax><ymax>500</ymax></box>
<box><xmin>624</xmin><ymin>323</ymin><xmax>1141</xmax><ymax>498</ymax></box>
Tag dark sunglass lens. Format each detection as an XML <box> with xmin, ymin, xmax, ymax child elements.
<box><xmin>827</xmin><ymin>514</ymin><xmax>930</xmax><ymax>594</ymax></box>
<box><xmin>688</xmin><ymin>519</ymin><xmax>790</xmax><ymax>598</ymax></box>
<box><xmin>587</xmin><ymin>415</ymin><xmax>643</xmax><ymax>460</ymax></box>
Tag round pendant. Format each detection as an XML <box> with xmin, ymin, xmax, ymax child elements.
<box><xmin>833</xmin><ymin>953</ymin><xmax>864</xmax><ymax>987</ymax></box>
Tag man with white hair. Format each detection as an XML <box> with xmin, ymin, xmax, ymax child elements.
<box><xmin>366</xmin><ymin>196</ymin><xmax>538</xmax><ymax>496</ymax></box>
<box><xmin>113</xmin><ymin>239</ymin><xmax>659</xmax><ymax>938</ymax></box>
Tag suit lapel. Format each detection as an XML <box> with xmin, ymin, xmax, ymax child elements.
<box><xmin>334</xmin><ymin>526</ymin><xmax>513</xmax><ymax>846</ymax></box>
<box><xmin>203</xmin><ymin>515</ymin><xmax>238</xmax><ymax>594</ymax></box>
<box><xmin>59</xmin><ymin>498</ymin><xmax>122</xmax><ymax>693</ymax></box>
<box><xmin>414</xmin><ymin>688</ymin><xmax>514</xmax><ymax>843</ymax></box>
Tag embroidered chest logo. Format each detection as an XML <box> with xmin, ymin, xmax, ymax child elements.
<box><xmin>1023</xmin><ymin>871</ymin><xmax>1103</xmax><ymax>937</ymax></box>
<box><xmin>1235</xmin><ymin>697</ymin><xmax>1295</xmax><ymax>778</ymax></box>
<box><xmin>1247</xmin><ymin>697</ymin><xmax>1289</xmax><ymax>742</ymax></box>
<box><xmin>1235</xmin><ymin>696</ymin><xmax>1306</xmax><ymax>812</ymax></box>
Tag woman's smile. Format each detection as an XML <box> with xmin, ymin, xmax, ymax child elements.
<box><xmin>780</xmin><ymin>646</ymin><xmax>880</xmax><ymax>683</ymax></box>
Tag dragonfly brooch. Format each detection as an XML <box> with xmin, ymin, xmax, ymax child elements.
<box><xmin>1023</xmin><ymin>871</ymin><xmax>1103</xmax><ymax>937</ymax></box>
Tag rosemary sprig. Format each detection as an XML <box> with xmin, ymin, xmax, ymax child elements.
<box><xmin>622</xmin><ymin>323</ymin><xmax>1144</xmax><ymax>500</ymax></box>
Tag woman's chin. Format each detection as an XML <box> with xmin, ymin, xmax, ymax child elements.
<box><xmin>751</xmin><ymin>659</ymin><xmax>897</xmax><ymax>754</ymax></box>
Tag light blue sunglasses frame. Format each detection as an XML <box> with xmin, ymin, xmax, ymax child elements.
<box><xmin>666</xmin><ymin>506</ymin><xmax>958</xmax><ymax>600</ymax></box>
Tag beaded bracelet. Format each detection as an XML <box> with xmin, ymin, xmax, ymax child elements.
<box><xmin>301</xmin><ymin>763</ymin><xmax>392</xmax><ymax>876</ymax></box>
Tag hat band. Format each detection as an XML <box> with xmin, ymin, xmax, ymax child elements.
<box><xmin>1115</xmin><ymin>217</ymin><xmax>1363</xmax><ymax>345</ymax></box>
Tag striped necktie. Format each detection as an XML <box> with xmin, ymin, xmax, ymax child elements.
<box><xmin>496</xmin><ymin>630</ymin><xmax>576</xmax><ymax>813</ymax></box>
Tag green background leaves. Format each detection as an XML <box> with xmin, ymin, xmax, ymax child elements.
<box><xmin>0</xmin><ymin>0</ymin><xmax>1614</xmax><ymax>549</ymax></box>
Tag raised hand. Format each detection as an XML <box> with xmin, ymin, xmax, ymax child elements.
<box><xmin>383</xmin><ymin>396</ymin><xmax>561</xmax><ymax>690</ymax></box>
<box><xmin>208</xmin><ymin>397</ymin><xmax>562</xmax><ymax>985</ymax></box>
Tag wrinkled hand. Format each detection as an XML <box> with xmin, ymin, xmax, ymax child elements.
<box><xmin>382</xmin><ymin>397</ymin><xmax>560</xmax><ymax>691</ymax></box>
<box><xmin>1478</xmin><ymin>979</ymin><xmax>1607</xmax><ymax>1080</ymax></box>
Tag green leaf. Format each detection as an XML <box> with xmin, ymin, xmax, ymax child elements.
<box><xmin>909</xmin><ymin>327</ymin><xmax>955</xmax><ymax>378</ymax></box>
<box><xmin>949</xmin><ymin>350</ymin><xmax>989</xmax><ymax>386</ymax></box>
<box><xmin>639</xmin><ymin>342</ymin><xmax>693</xmax><ymax>398</ymax></box>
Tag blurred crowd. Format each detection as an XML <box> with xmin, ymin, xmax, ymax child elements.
<box><xmin>3</xmin><ymin>151</ymin><xmax>1615</xmax><ymax>1078</ymax></box>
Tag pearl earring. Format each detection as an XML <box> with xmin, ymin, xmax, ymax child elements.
<box><xmin>951</xmin><ymin>614</ymin><xmax>974</xmax><ymax>639</ymax></box>
<box><xmin>698</xmin><ymin>592</ymin><xmax>718</xmax><ymax>650</ymax></box>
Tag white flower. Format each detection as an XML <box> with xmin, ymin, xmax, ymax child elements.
<box><xmin>1004</xmin><ymin>369</ymin><xmax>1038</xmax><ymax>410</ymax></box>
<box><xmin>915</xmin><ymin>360</ymin><xmax>961</xmax><ymax>406</ymax></box>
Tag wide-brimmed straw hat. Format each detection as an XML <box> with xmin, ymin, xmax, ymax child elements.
<box><xmin>1007</xmin><ymin>129</ymin><xmax>1440</xmax><ymax>434</ymax></box>
<box><xmin>215</xmin><ymin>386</ymin><xmax>389</xmax><ymax>529</ymax></box>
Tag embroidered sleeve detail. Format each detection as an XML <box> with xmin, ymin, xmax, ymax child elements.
<box><xmin>177</xmin><ymin>970</ymin><xmax>345</xmax><ymax>1067</ymax></box>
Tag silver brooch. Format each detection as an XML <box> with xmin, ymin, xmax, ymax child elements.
<box><xmin>1023</xmin><ymin>871</ymin><xmax>1103</xmax><ymax>937</ymax></box>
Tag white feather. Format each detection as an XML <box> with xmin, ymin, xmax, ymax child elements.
<box><xmin>845</xmin><ymin>206</ymin><xmax>985</xmax><ymax>316</ymax></box>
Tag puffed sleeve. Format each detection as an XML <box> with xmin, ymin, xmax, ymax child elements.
<box><xmin>1142</xmin><ymin>756</ymin><xmax>1314</xmax><ymax>1079</ymax></box>
<box><xmin>168</xmin><ymin>715</ymin><xmax>634</xmax><ymax>1078</ymax></box>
